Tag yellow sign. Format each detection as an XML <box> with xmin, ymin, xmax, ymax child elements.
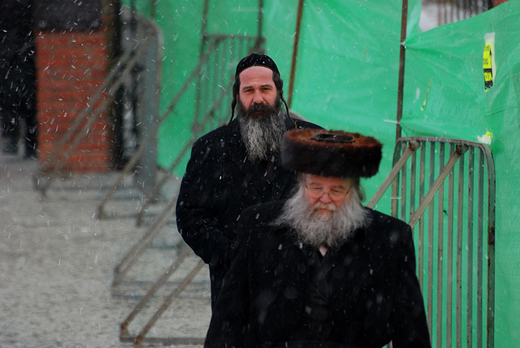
<box><xmin>483</xmin><ymin>33</ymin><xmax>495</xmax><ymax>90</ymax></box>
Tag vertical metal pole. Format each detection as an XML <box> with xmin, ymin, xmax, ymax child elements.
<box><xmin>288</xmin><ymin>0</ymin><xmax>304</xmax><ymax>108</ymax></box>
<box><xmin>410</xmin><ymin>147</ymin><xmax>417</xmax><ymax>220</ymax></box>
<box><xmin>391</xmin><ymin>142</ymin><xmax>407</xmax><ymax>218</ymax></box>
<box><xmin>451</xmin><ymin>0</ymin><xmax>456</xmax><ymax>23</ymax></box>
<box><xmin>400</xmin><ymin>147</ymin><xmax>408</xmax><ymax>223</ymax></box>
<box><xmin>447</xmin><ymin>143</ymin><xmax>455</xmax><ymax>348</ymax></box>
<box><xmin>485</xmin><ymin>146</ymin><xmax>496</xmax><ymax>348</ymax></box>
<box><xmin>477</xmin><ymin>150</ymin><xmax>484</xmax><ymax>348</ymax></box>
<box><xmin>136</xmin><ymin>26</ymin><xmax>161</xmax><ymax>198</ymax></box>
<box><xmin>150</xmin><ymin>0</ymin><xmax>157</xmax><ymax>18</ymax></box>
<box><xmin>201</xmin><ymin>0</ymin><xmax>209</xmax><ymax>46</ymax></box>
<box><xmin>418</xmin><ymin>144</ymin><xmax>426</xmax><ymax>288</ymax></box>
<box><xmin>256</xmin><ymin>0</ymin><xmax>264</xmax><ymax>50</ymax></box>
<box><xmin>427</xmin><ymin>143</ymin><xmax>435</xmax><ymax>334</ymax></box>
<box><xmin>193</xmin><ymin>0</ymin><xmax>210</xmax><ymax>132</ymax></box>
<box><xmin>112</xmin><ymin>0</ymin><xmax>126</xmax><ymax>168</ymax></box>
<box><xmin>437</xmin><ymin>143</ymin><xmax>446</xmax><ymax>347</ymax></box>
<box><xmin>130</xmin><ymin>0</ymin><xmax>140</xmax><ymax>146</ymax></box>
<box><xmin>406</xmin><ymin>142</ymin><xmax>416</xmax><ymax>318</ymax></box>
<box><xmin>395</xmin><ymin>0</ymin><xmax>409</xmax><ymax>141</ymax></box>
<box><xmin>438</xmin><ymin>0</ymin><xmax>443</xmax><ymax>27</ymax></box>
<box><xmin>456</xmin><ymin>149</ymin><xmax>465</xmax><ymax>348</ymax></box>
<box><xmin>467</xmin><ymin>148</ymin><xmax>475</xmax><ymax>348</ymax></box>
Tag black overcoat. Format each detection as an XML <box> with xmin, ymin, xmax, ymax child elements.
<box><xmin>176</xmin><ymin>116</ymin><xmax>320</xmax><ymax>305</ymax></box>
<box><xmin>205</xmin><ymin>200</ymin><xmax>431</xmax><ymax>348</ymax></box>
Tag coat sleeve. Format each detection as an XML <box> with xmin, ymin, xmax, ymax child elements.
<box><xmin>204</xmin><ymin>211</ymin><xmax>253</xmax><ymax>348</ymax></box>
<box><xmin>176</xmin><ymin>136</ymin><xmax>233</xmax><ymax>269</ymax></box>
<box><xmin>391</xmin><ymin>224</ymin><xmax>432</xmax><ymax>348</ymax></box>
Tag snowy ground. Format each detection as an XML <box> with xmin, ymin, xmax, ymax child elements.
<box><xmin>0</xmin><ymin>146</ymin><xmax>211</xmax><ymax>348</ymax></box>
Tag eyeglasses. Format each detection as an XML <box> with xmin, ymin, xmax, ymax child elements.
<box><xmin>305</xmin><ymin>185</ymin><xmax>351</xmax><ymax>201</ymax></box>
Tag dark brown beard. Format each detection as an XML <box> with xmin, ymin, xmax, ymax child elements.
<box><xmin>237</xmin><ymin>99</ymin><xmax>285</xmax><ymax>162</ymax></box>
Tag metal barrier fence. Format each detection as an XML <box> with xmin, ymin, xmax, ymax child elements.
<box><xmin>33</xmin><ymin>18</ymin><xmax>162</xmax><ymax>196</ymax></box>
<box><xmin>113</xmin><ymin>33</ymin><xmax>263</xmax><ymax>347</ymax></box>
<box><xmin>430</xmin><ymin>0</ymin><xmax>493</xmax><ymax>27</ymax></box>
<box><xmin>110</xmin><ymin>35</ymin><xmax>261</xmax><ymax>284</ymax></box>
<box><xmin>368</xmin><ymin>137</ymin><xmax>495</xmax><ymax>348</ymax></box>
<box><xmin>133</xmin><ymin>33</ymin><xmax>264</xmax><ymax>226</ymax></box>
<box><xmin>192</xmin><ymin>33</ymin><xmax>263</xmax><ymax>135</ymax></box>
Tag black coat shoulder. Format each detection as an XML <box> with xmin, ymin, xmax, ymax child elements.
<box><xmin>367</xmin><ymin>209</ymin><xmax>411</xmax><ymax>232</ymax></box>
<box><xmin>191</xmin><ymin>119</ymin><xmax>240</xmax><ymax>151</ymax></box>
<box><xmin>239</xmin><ymin>200</ymin><xmax>285</xmax><ymax>224</ymax></box>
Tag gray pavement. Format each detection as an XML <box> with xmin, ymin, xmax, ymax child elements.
<box><xmin>0</xmin><ymin>145</ymin><xmax>210</xmax><ymax>347</ymax></box>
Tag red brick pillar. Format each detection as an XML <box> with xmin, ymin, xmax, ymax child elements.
<box><xmin>35</xmin><ymin>29</ymin><xmax>111</xmax><ymax>173</ymax></box>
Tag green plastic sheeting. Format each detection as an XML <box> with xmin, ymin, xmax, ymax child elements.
<box><xmin>122</xmin><ymin>0</ymin><xmax>422</xmax><ymax>199</ymax></box>
<box><xmin>403</xmin><ymin>1</ymin><xmax>520</xmax><ymax>346</ymax></box>
<box><xmin>121</xmin><ymin>0</ymin><xmax>519</xmax><ymax>346</ymax></box>
<box><xmin>265</xmin><ymin>0</ymin><xmax>422</xmax><ymax>203</ymax></box>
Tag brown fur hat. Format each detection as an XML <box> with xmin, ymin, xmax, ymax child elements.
<box><xmin>282</xmin><ymin>129</ymin><xmax>383</xmax><ymax>178</ymax></box>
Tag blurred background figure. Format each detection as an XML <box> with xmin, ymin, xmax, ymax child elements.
<box><xmin>0</xmin><ymin>0</ymin><xmax>37</xmax><ymax>159</ymax></box>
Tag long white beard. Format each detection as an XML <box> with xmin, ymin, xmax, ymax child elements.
<box><xmin>274</xmin><ymin>184</ymin><xmax>370</xmax><ymax>249</ymax></box>
<box><xmin>237</xmin><ymin>102</ymin><xmax>286</xmax><ymax>162</ymax></box>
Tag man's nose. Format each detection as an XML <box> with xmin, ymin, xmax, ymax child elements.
<box><xmin>319</xmin><ymin>192</ymin><xmax>332</xmax><ymax>203</ymax></box>
<box><xmin>252</xmin><ymin>90</ymin><xmax>264</xmax><ymax>104</ymax></box>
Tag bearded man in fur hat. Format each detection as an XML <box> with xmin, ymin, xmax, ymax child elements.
<box><xmin>176</xmin><ymin>53</ymin><xmax>321</xmax><ymax>308</ymax></box>
<box><xmin>204</xmin><ymin>129</ymin><xmax>431</xmax><ymax>348</ymax></box>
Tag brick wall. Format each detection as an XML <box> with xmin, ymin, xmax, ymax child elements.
<box><xmin>36</xmin><ymin>29</ymin><xmax>111</xmax><ymax>173</ymax></box>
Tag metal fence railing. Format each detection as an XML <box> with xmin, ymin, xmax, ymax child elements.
<box><xmin>114</xmin><ymin>33</ymin><xmax>264</xmax><ymax>348</ymax></box>
<box><xmin>368</xmin><ymin>137</ymin><xmax>496</xmax><ymax>348</ymax></box>
<box><xmin>32</xmin><ymin>19</ymin><xmax>161</xmax><ymax>195</ymax></box>
<box><xmin>424</xmin><ymin>0</ymin><xmax>494</xmax><ymax>28</ymax></box>
<box><xmin>133</xmin><ymin>33</ymin><xmax>264</xmax><ymax>226</ymax></box>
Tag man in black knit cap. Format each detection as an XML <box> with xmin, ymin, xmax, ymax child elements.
<box><xmin>176</xmin><ymin>53</ymin><xmax>321</xmax><ymax>307</ymax></box>
<box><xmin>205</xmin><ymin>129</ymin><xmax>431</xmax><ymax>348</ymax></box>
